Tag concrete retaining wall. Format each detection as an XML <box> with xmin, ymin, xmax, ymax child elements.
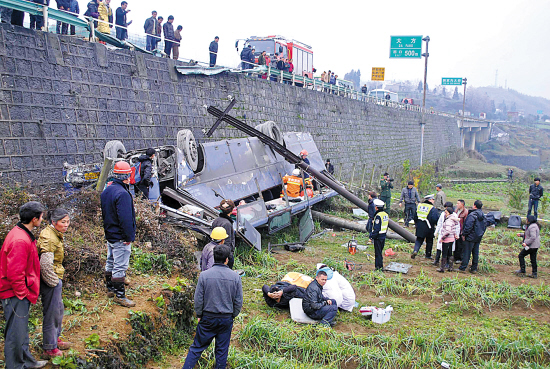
<box><xmin>0</xmin><ymin>24</ymin><xmax>461</xmax><ymax>185</ymax></box>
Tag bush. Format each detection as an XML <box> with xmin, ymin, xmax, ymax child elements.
<box><xmin>507</xmin><ymin>180</ymin><xmax>526</xmax><ymax>212</ymax></box>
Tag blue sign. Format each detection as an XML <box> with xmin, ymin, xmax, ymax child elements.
<box><xmin>537</xmin><ymin>110</ymin><xmax>543</xmax><ymax>115</ymax></box>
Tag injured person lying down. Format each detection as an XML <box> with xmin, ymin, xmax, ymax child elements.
<box><xmin>262</xmin><ymin>281</ymin><xmax>306</xmax><ymax>309</ymax></box>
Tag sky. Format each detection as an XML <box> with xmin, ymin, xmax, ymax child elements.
<box><xmin>84</xmin><ymin>0</ymin><xmax>550</xmax><ymax>99</ymax></box>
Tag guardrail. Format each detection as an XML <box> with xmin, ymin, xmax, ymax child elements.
<box><xmin>0</xmin><ymin>0</ymin><xmax>490</xmax><ymax>125</ymax></box>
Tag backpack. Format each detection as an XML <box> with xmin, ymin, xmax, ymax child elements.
<box><xmin>129</xmin><ymin>161</ymin><xmax>142</xmax><ymax>185</ymax></box>
<box><xmin>473</xmin><ymin>213</ymin><xmax>487</xmax><ymax>241</ymax></box>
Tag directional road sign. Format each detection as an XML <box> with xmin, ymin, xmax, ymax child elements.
<box><xmin>442</xmin><ymin>78</ymin><xmax>463</xmax><ymax>86</ymax></box>
<box><xmin>537</xmin><ymin>110</ymin><xmax>543</xmax><ymax>115</ymax></box>
<box><xmin>371</xmin><ymin>67</ymin><xmax>385</xmax><ymax>81</ymax></box>
<box><xmin>389</xmin><ymin>36</ymin><xmax>422</xmax><ymax>58</ymax></box>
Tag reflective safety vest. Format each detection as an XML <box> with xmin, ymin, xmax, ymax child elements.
<box><xmin>282</xmin><ymin>175</ymin><xmax>303</xmax><ymax>198</ymax></box>
<box><xmin>375</xmin><ymin>211</ymin><xmax>389</xmax><ymax>234</ymax></box>
<box><xmin>417</xmin><ymin>203</ymin><xmax>434</xmax><ymax>221</ymax></box>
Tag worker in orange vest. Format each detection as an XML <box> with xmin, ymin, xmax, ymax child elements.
<box><xmin>282</xmin><ymin>169</ymin><xmax>305</xmax><ymax>202</ymax></box>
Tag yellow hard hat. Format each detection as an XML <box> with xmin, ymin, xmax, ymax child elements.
<box><xmin>210</xmin><ymin>227</ymin><xmax>229</xmax><ymax>240</ymax></box>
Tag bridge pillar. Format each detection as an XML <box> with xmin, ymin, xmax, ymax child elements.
<box><xmin>460</xmin><ymin>128</ymin><xmax>465</xmax><ymax>148</ymax></box>
<box><xmin>469</xmin><ymin>131</ymin><xmax>476</xmax><ymax>151</ymax></box>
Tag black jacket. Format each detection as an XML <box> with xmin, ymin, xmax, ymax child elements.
<box><xmin>84</xmin><ymin>0</ymin><xmax>99</xmax><ymax>18</ymax></box>
<box><xmin>143</xmin><ymin>16</ymin><xmax>157</xmax><ymax>35</ymax></box>
<box><xmin>325</xmin><ymin>162</ymin><xmax>334</xmax><ymax>175</ymax></box>
<box><xmin>262</xmin><ymin>282</ymin><xmax>305</xmax><ymax>309</ymax></box>
<box><xmin>367</xmin><ymin>198</ymin><xmax>376</xmax><ymax>219</ymax></box>
<box><xmin>115</xmin><ymin>7</ymin><xmax>128</xmax><ymax>26</ymax></box>
<box><xmin>302</xmin><ymin>279</ymin><xmax>328</xmax><ymax>315</ymax></box>
<box><xmin>463</xmin><ymin>208</ymin><xmax>485</xmax><ymax>242</ymax></box>
<box><xmin>361</xmin><ymin>86</ymin><xmax>367</xmax><ymax>94</ymax></box>
<box><xmin>100</xmin><ymin>178</ymin><xmax>136</xmax><ymax>243</ymax></box>
<box><xmin>240</xmin><ymin>47</ymin><xmax>251</xmax><ymax>61</ymax></box>
<box><xmin>211</xmin><ymin>213</ymin><xmax>235</xmax><ymax>251</ymax></box>
<box><xmin>529</xmin><ymin>184</ymin><xmax>544</xmax><ymax>200</ymax></box>
<box><xmin>137</xmin><ymin>155</ymin><xmax>152</xmax><ymax>187</ymax></box>
<box><xmin>163</xmin><ymin>22</ymin><xmax>174</xmax><ymax>41</ymax></box>
<box><xmin>209</xmin><ymin>40</ymin><xmax>218</xmax><ymax>54</ymax></box>
<box><xmin>414</xmin><ymin>201</ymin><xmax>439</xmax><ymax>238</ymax></box>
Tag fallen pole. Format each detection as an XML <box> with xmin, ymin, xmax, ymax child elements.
<box><xmin>311</xmin><ymin>210</ymin><xmax>405</xmax><ymax>240</ymax></box>
<box><xmin>207</xmin><ymin>103</ymin><xmax>416</xmax><ymax>243</ymax></box>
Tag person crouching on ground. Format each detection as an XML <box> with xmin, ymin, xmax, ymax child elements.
<box><xmin>370</xmin><ymin>199</ymin><xmax>389</xmax><ymax>271</ymax></box>
<box><xmin>515</xmin><ymin>215</ymin><xmax>540</xmax><ymax>278</ymax></box>
<box><xmin>437</xmin><ymin>207</ymin><xmax>459</xmax><ymax>273</ymax></box>
<box><xmin>182</xmin><ymin>245</ymin><xmax>242</xmax><ymax>369</ymax></box>
<box><xmin>212</xmin><ymin>199</ymin><xmax>236</xmax><ymax>269</ymax></box>
<box><xmin>302</xmin><ymin>270</ymin><xmax>338</xmax><ymax>327</ymax></box>
<box><xmin>201</xmin><ymin>227</ymin><xmax>228</xmax><ymax>271</ymax></box>
<box><xmin>0</xmin><ymin>201</ymin><xmax>48</xmax><ymax>369</ymax></box>
<box><xmin>37</xmin><ymin>208</ymin><xmax>72</xmax><ymax>359</ymax></box>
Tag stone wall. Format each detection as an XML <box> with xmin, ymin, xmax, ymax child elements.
<box><xmin>0</xmin><ymin>24</ymin><xmax>461</xmax><ymax>186</ymax></box>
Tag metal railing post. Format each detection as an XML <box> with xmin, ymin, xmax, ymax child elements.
<box><xmin>292</xmin><ymin>73</ymin><xmax>295</xmax><ymax>86</ymax></box>
<box><xmin>42</xmin><ymin>3</ymin><xmax>48</xmax><ymax>32</ymax></box>
<box><xmin>89</xmin><ymin>18</ymin><xmax>96</xmax><ymax>42</ymax></box>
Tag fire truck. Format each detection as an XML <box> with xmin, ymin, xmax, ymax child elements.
<box><xmin>235</xmin><ymin>35</ymin><xmax>314</xmax><ymax>78</ymax></box>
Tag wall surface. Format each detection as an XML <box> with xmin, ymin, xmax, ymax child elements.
<box><xmin>0</xmin><ymin>24</ymin><xmax>461</xmax><ymax>186</ymax></box>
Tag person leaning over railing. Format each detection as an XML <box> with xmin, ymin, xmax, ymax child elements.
<box><xmin>84</xmin><ymin>0</ymin><xmax>100</xmax><ymax>28</ymax></box>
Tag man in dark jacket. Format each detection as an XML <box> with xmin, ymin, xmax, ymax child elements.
<box><xmin>411</xmin><ymin>194</ymin><xmax>439</xmax><ymax>259</ymax></box>
<box><xmin>366</xmin><ymin>191</ymin><xmax>377</xmax><ymax>234</ymax></box>
<box><xmin>163</xmin><ymin>15</ymin><xmax>175</xmax><ymax>57</ymax></box>
<box><xmin>459</xmin><ymin>200</ymin><xmax>485</xmax><ymax>273</ymax></box>
<box><xmin>209</xmin><ymin>36</ymin><xmax>219</xmax><ymax>67</ymax></box>
<box><xmin>528</xmin><ymin>177</ymin><xmax>544</xmax><ymax>218</ymax></box>
<box><xmin>84</xmin><ymin>0</ymin><xmax>99</xmax><ymax>29</ymax></box>
<box><xmin>325</xmin><ymin>159</ymin><xmax>334</xmax><ymax>175</ymax></box>
<box><xmin>370</xmin><ymin>199</ymin><xmax>389</xmax><ymax>271</ymax></box>
<box><xmin>68</xmin><ymin>0</ymin><xmax>79</xmax><ymax>35</ymax></box>
<box><xmin>136</xmin><ymin>148</ymin><xmax>155</xmax><ymax>200</ymax></box>
<box><xmin>143</xmin><ymin>10</ymin><xmax>158</xmax><ymax>51</ymax></box>
<box><xmin>100</xmin><ymin>161</ymin><xmax>136</xmax><ymax>307</ymax></box>
<box><xmin>212</xmin><ymin>199</ymin><xmax>236</xmax><ymax>268</ymax></box>
<box><xmin>0</xmin><ymin>202</ymin><xmax>48</xmax><ymax>369</ymax></box>
<box><xmin>361</xmin><ymin>84</ymin><xmax>368</xmax><ymax>94</ymax></box>
<box><xmin>241</xmin><ymin>45</ymin><xmax>252</xmax><ymax>70</ymax></box>
<box><xmin>302</xmin><ymin>270</ymin><xmax>337</xmax><ymax>327</ymax></box>
<box><xmin>115</xmin><ymin>1</ymin><xmax>131</xmax><ymax>40</ymax></box>
<box><xmin>262</xmin><ymin>282</ymin><xmax>305</xmax><ymax>309</ymax></box>
<box><xmin>399</xmin><ymin>181</ymin><xmax>420</xmax><ymax>227</ymax></box>
<box><xmin>183</xmin><ymin>245</ymin><xmax>242</xmax><ymax>369</ymax></box>
<box><xmin>55</xmin><ymin>0</ymin><xmax>70</xmax><ymax>34</ymax></box>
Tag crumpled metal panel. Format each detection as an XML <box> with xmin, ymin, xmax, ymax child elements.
<box><xmin>384</xmin><ymin>262</ymin><xmax>413</xmax><ymax>274</ymax></box>
<box><xmin>181</xmin><ymin>132</ymin><xmax>330</xmax><ymax>209</ymax></box>
<box><xmin>282</xmin><ymin>132</ymin><xmax>325</xmax><ymax>173</ymax></box>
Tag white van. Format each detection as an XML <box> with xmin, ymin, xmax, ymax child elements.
<box><xmin>368</xmin><ymin>89</ymin><xmax>399</xmax><ymax>102</ymax></box>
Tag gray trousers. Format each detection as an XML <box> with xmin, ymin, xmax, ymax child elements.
<box><xmin>2</xmin><ymin>296</ymin><xmax>39</xmax><ymax>368</ymax></box>
<box><xmin>40</xmin><ymin>279</ymin><xmax>64</xmax><ymax>350</ymax></box>
<box><xmin>105</xmin><ymin>241</ymin><xmax>132</xmax><ymax>279</ymax></box>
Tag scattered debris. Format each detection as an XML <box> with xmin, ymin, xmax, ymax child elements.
<box><xmin>384</xmin><ymin>262</ymin><xmax>413</xmax><ymax>274</ymax></box>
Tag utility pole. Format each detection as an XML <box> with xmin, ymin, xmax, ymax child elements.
<box><xmin>462</xmin><ymin>77</ymin><xmax>468</xmax><ymax>148</ymax></box>
<box><xmin>420</xmin><ymin>35</ymin><xmax>430</xmax><ymax>166</ymax></box>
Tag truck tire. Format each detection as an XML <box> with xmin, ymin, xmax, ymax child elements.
<box><xmin>255</xmin><ymin>121</ymin><xmax>283</xmax><ymax>145</ymax></box>
<box><xmin>177</xmin><ymin>129</ymin><xmax>199</xmax><ymax>171</ymax></box>
<box><xmin>103</xmin><ymin>140</ymin><xmax>126</xmax><ymax>160</ymax></box>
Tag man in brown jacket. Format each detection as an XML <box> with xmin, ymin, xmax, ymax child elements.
<box><xmin>172</xmin><ymin>25</ymin><xmax>182</xmax><ymax>60</ymax></box>
<box><xmin>454</xmin><ymin>199</ymin><xmax>468</xmax><ymax>264</ymax></box>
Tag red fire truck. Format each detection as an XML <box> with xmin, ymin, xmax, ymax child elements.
<box><xmin>236</xmin><ymin>35</ymin><xmax>314</xmax><ymax>78</ymax></box>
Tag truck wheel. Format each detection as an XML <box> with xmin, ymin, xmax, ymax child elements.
<box><xmin>103</xmin><ymin>140</ymin><xmax>126</xmax><ymax>160</ymax></box>
<box><xmin>177</xmin><ymin>129</ymin><xmax>199</xmax><ymax>171</ymax></box>
<box><xmin>255</xmin><ymin>121</ymin><xmax>284</xmax><ymax>145</ymax></box>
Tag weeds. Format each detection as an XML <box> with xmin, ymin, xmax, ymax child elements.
<box><xmin>131</xmin><ymin>248</ymin><xmax>172</xmax><ymax>275</ymax></box>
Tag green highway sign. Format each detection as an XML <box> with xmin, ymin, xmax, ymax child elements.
<box><xmin>389</xmin><ymin>36</ymin><xmax>422</xmax><ymax>58</ymax></box>
<box><xmin>442</xmin><ymin>78</ymin><xmax>463</xmax><ymax>85</ymax></box>
<box><xmin>537</xmin><ymin>110</ymin><xmax>543</xmax><ymax>115</ymax></box>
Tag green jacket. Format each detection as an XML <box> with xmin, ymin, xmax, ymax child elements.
<box><xmin>380</xmin><ymin>179</ymin><xmax>393</xmax><ymax>199</ymax></box>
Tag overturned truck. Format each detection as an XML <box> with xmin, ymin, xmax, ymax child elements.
<box><xmin>64</xmin><ymin>100</ymin><xmax>415</xmax><ymax>247</ymax></box>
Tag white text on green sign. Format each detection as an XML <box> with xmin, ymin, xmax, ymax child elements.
<box><xmin>441</xmin><ymin>78</ymin><xmax>463</xmax><ymax>86</ymax></box>
<box><xmin>389</xmin><ymin>36</ymin><xmax>422</xmax><ymax>58</ymax></box>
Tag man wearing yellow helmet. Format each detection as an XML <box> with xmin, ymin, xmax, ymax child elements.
<box><xmin>201</xmin><ymin>227</ymin><xmax>228</xmax><ymax>271</ymax></box>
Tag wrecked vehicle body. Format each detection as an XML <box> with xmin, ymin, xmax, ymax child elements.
<box><xmin>64</xmin><ymin>127</ymin><xmax>339</xmax><ymax>249</ymax></box>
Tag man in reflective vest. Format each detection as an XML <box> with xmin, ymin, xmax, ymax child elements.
<box><xmin>282</xmin><ymin>169</ymin><xmax>306</xmax><ymax>201</ymax></box>
<box><xmin>370</xmin><ymin>199</ymin><xmax>389</xmax><ymax>271</ymax></box>
<box><xmin>411</xmin><ymin>194</ymin><xmax>439</xmax><ymax>259</ymax></box>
